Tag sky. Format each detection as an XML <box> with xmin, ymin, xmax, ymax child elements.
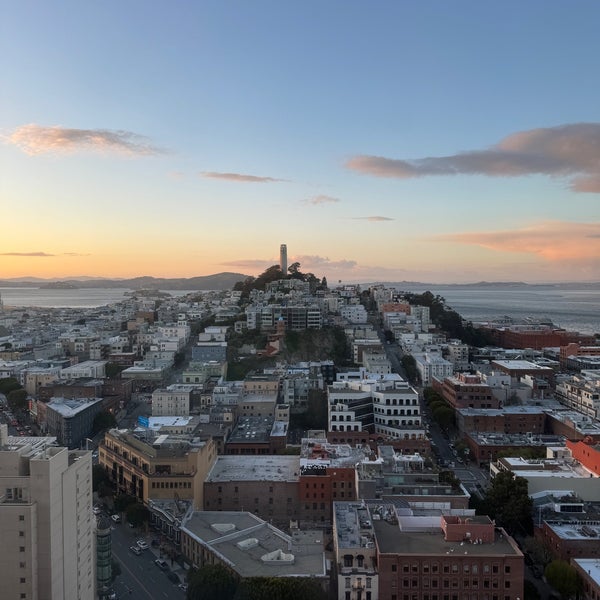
<box><xmin>1</xmin><ymin>1</ymin><xmax>599</xmax><ymax>284</ymax></box>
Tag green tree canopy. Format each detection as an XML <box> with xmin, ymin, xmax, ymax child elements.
<box><xmin>7</xmin><ymin>388</ymin><xmax>28</xmax><ymax>412</ymax></box>
<box><xmin>480</xmin><ymin>471</ymin><xmax>533</xmax><ymax>535</ymax></box>
<box><xmin>92</xmin><ymin>410</ymin><xmax>117</xmax><ymax>435</ymax></box>
<box><xmin>113</xmin><ymin>494</ymin><xmax>137</xmax><ymax>513</ymax></box>
<box><xmin>92</xmin><ymin>464</ymin><xmax>111</xmax><ymax>493</ymax></box>
<box><xmin>234</xmin><ymin>577</ymin><xmax>329</xmax><ymax>600</ymax></box>
<box><xmin>105</xmin><ymin>363</ymin><xmax>125</xmax><ymax>379</ymax></box>
<box><xmin>0</xmin><ymin>377</ymin><xmax>21</xmax><ymax>395</ymax></box>
<box><xmin>125</xmin><ymin>502</ymin><xmax>150</xmax><ymax>527</ymax></box>
<box><xmin>187</xmin><ymin>564</ymin><xmax>237</xmax><ymax>600</ymax></box>
<box><xmin>544</xmin><ymin>560</ymin><xmax>580</xmax><ymax>599</ymax></box>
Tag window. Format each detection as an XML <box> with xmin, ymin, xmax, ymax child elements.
<box><xmin>392</xmin><ymin>564</ymin><xmax>397</xmax><ymax>572</ymax></box>
<box><xmin>19</xmin><ymin>547</ymin><xmax>25</xmax><ymax>552</ymax></box>
<box><xmin>19</xmin><ymin>515</ymin><xmax>25</xmax><ymax>521</ymax></box>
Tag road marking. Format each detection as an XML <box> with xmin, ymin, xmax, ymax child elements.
<box><xmin>115</xmin><ymin>558</ymin><xmax>156</xmax><ymax>599</ymax></box>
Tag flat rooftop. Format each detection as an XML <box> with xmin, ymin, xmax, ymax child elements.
<box><xmin>206</xmin><ymin>455</ymin><xmax>300</xmax><ymax>483</ymax></box>
<box><xmin>573</xmin><ymin>558</ymin><xmax>600</xmax><ymax>585</ymax></box>
<box><xmin>182</xmin><ymin>511</ymin><xmax>326</xmax><ymax>578</ymax></box>
<box><xmin>545</xmin><ymin>520</ymin><xmax>600</xmax><ymax>540</ymax></box>
<box><xmin>373</xmin><ymin>518</ymin><xmax>521</xmax><ymax>556</ymax></box>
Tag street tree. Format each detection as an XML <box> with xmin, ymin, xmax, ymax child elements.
<box><xmin>544</xmin><ymin>560</ymin><xmax>580</xmax><ymax>599</ymax></box>
<box><xmin>7</xmin><ymin>388</ymin><xmax>28</xmax><ymax>413</ymax></box>
<box><xmin>480</xmin><ymin>471</ymin><xmax>533</xmax><ymax>535</ymax></box>
<box><xmin>187</xmin><ymin>564</ymin><xmax>237</xmax><ymax>600</ymax></box>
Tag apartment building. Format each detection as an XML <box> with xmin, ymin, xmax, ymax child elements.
<box><xmin>99</xmin><ymin>429</ymin><xmax>217</xmax><ymax>509</ymax></box>
<box><xmin>0</xmin><ymin>426</ymin><xmax>95</xmax><ymax>600</ymax></box>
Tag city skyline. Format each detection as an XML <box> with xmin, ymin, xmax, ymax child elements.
<box><xmin>2</xmin><ymin>2</ymin><xmax>599</xmax><ymax>284</ymax></box>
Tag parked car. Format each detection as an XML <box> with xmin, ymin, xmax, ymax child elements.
<box><xmin>111</xmin><ymin>514</ymin><xmax>121</xmax><ymax>523</ymax></box>
<box><xmin>129</xmin><ymin>545</ymin><xmax>141</xmax><ymax>556</ymax></box>
<box><xmin>93</xmin><ymin>506</ymin><xmax>102</xmax><ymax>515</ymax></box>
<box><xmin>178</xmin><ymin>583</ymin><xmax>188</xmax><ymax>592</ymax></box>
<box><xmin>154</xmin><ymin>559</ymin><xmax>168</xmax><ymax>570</ymax></box>
<box><xmin>136</xmin><ymin>540</ymin><xmax>149</xmax><ymax>550</ymax></box>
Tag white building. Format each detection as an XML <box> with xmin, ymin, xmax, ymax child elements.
<box><xmin>0</xmin><ymin>426</ymin><xmax>95</xmax><ymax>600</ymax></box>
<box><xmin>340</xmin><ymin>304</ymin><xmax>368</xmax><ymax>324</ymax></box>
<box><xmin>152</xmin><ymin>384</ymin><xmax>194</xmax><ymax>416</ymax></box>
<box><xmin>60</xmin><ymin>360</ymin><xmax>106</xmax><ymax>380</ymax></box>
<box><xmin>412</xmin><ymin>352</ymin><xmax>454</xmax><ymax>385</ymax></box>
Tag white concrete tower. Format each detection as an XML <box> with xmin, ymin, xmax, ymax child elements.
<box><xmin>280</xmin><ymin>243</ymin><xmax>288</xmax><ymax>274</ymax></box>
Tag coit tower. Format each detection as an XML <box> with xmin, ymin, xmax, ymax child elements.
<box><xmin>280</xmin><ymin>244</ymin><xmax>287</xmax><ymax>274</ymax></box>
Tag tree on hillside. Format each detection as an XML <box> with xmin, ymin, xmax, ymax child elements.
<box><xmin>480</xmin><ymin>471</ymin><xmax>533</xmax><ymax>535</ymax></box>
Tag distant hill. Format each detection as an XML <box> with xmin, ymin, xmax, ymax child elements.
<box><xmin>0</xmin><ymin>272</ymin><xmax>249</xmax><ymax>291</ymax></box>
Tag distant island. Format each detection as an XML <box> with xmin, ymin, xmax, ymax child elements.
<box><xmin>39</xmin><ymin>281</ymin><xmax>79</xmax><ymax>290</ymax></box>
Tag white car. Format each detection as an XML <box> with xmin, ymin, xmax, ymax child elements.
<box><xmin>111</xmin><ymin>514</ymin><xmax>121</xmax><ymax>523</ymax></box>
<box><xmin>129</xmin><ymin>545</ymin><xmax>141</xmax><ymax>555</ymax></box>
<box><xmin>93</xmin><ymin>506</ymin><xmax>101</xmax><ymax>515</ymax></box>
<box><xmin>136</xmin><ymin>540</ymin><xmax>149</xmax><ymax>550</ymax></box>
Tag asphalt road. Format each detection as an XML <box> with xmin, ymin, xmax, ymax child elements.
<box><xmin>108</xmin><ymin>519</ymin><xmax>187</xmax><ymax>599</ymax></box>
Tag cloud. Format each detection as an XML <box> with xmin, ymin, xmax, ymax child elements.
<box><xmin>220</xmin><ymin>255</ymin><xmax>358</xmax><ymax>272</ymax></box>
<box><xmin>437</xmin><ymin>221</ymin><xmax>600</xmax><ymax>262</ymax></box>
<box><xmin>200</xmin><ymin>171</ymin><xmax>284</xmax><ymax>183</ymax></box>
<box><xmin>220</xmin><ymin>259</ymin><xmax>277</xmax><ymax>269</ymax></box>
<box><xmin>5</xmin><ymin>124</ymin><xmax>164</xmax><ymax>156</ymax></box>
<box><xmin>292</xmin><ymin>255</ymin><xmax>358</xmax><ymax>270</ymax></box>
<box><xmin>0</xmin><ymin>251</ymin><xmax>89</xmax><ymax>257</ymax></box>
<box><xmin>346</xmin><ymin>122</ymin><xmax>600</xmax><ymax>192</ymax></box>
<box><xmin>303</xmin><ymin>194</ymin><xmax>340</xmax><ymax>205</ymax></box>
<box><xmin>353</xmin><ymin>216</ymin><xmax>395</xmax><ymax>222</ymax></box>
<box><xmin>1</xmin><ymin>252</ymin><xmax>55</xmax><ymax>257</ymax></box>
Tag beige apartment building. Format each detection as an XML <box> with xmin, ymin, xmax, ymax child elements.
<box><xmin>0</xmin><ymin>425</ymin><xmax>95</xmax><ymax>600</ymax></box>
<box><xmin>99</xmin><ymin>428</ymin><xmax>217</xmax><ymax>509</ymax></box>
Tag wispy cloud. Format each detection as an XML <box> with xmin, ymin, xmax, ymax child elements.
<box><xmin>0</xmin><ymin>251</ymin><xmax>89</xmax><ymax>257</ymax></box>
<box><xmin>221</xmin><ymin>255</ymin><xmax>358</xmax><ymax>272</ymax></box>
<box><xmin>437</xmin><ymin>221</ymin><xmax>600</xmax><ymax>262</ymax></box>
<box><xmin>303</xmin><ymin>194</ymin><xmax>340</xmax><ymax>206</ymax></box>
<box><xmin>200</xmin><ymin>171</ymin><xmax>284</xmax><ymax>183</ymax></box>
<box><xmin>293</xmin><ymin>255</ymin><xmax>358</xmax><ymax>270</ymax></box>
<box><xmin>5</xmin><ymin>124</ymin><xmax>163</xmax><ymax>156</ymax></box>
<box><xmin>346</xmin><ymin>123</ymin><xmax>600</xmax><ymax>193</ymax></box>
<box><xmin>220</xmin><ymin>259</ymin><xmax>277</xmax><ymax>270</ymax></box>
<box><xmin>353</xmin><ymin>216</ymin><xmax>395</xmax><ymax>222</ymax></box>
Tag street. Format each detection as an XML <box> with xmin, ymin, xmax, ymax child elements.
<box><xmin>107</xmin><ymin>518</ymin><xmax>187</xmax><ymax>599</ymax></box>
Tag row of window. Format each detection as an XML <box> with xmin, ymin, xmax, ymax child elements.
<box><xmin>150</xmin><ymin>481</ymin><xmax>191</xmax><ymax>489</ymax></box>
<box><xmin>393</xmin><ymin>564</ymin><xmax>507</xmax><ymax>574</ymax></box>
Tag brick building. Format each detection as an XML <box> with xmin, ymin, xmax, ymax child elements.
<box><xmin>432</xmin><ymin>373</ymin><xmax>499</xmax><ymax>410</ymax></box>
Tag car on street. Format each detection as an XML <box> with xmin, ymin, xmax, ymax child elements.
<box><xmin>154</xmin><ymin>559</ymin><xmax>168</xmax><ymax>570</ymax></box>
<box><xmin>136</xmin><ymin>540</ymin><xmax>149</xmax><ymax>550</ymax></box>
<box><xmin>93</xmin><ymin>505</ymin><xmax>102</xmax><ymax>515</ymax></box>
<box><xmin>178</xmin><ymin>583</ymin><xmax>188</xmax><ymax>592</ymax></box>
<box><xmin>129</xmin><ymin>545</ymin><xmax>141</xmax><ymax>555</ymax></box>
<box><xmin>111</xmin><ymin>514</ymin><xmax>121</xmax><ymax>523</ymax></box>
